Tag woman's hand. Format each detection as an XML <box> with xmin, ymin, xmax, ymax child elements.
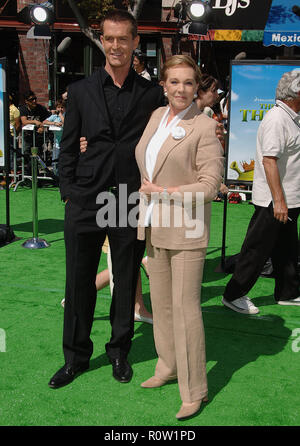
<box><xmin>80</xmin><ymin>136</ymin><xmax>88</xmax><ymax>153</ymax></box>
<box><xmin>139</xmin><ymin>179</ymin><xmax>179</xmax><ymax>197</ymax></box>
<box><xmin>215</xmin><ymin>122</ymin><xmax>226</xmax><ymax>145</ymax></box>
<box><xmin>139</xmin><ymin>178</ymin><xmax>161</xmax><ymax>196</ymax></box>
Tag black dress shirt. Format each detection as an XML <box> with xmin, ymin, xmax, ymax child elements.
<box><xmin>100</xmin><ymin>66</ymin><xmax>135</xmax><ymax>139</ymax></box>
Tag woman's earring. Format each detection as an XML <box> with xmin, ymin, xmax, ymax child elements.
<box><xmin>194</xmin><ymin>93</ymin><xmax>198</xmax><ymax>99</ymax></box>
<box><xmin>164</xmin><ymin>90</ymin><xmax>168</xmax><ymax>97</ymax></box>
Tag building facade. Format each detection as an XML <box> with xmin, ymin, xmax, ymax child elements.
<box><xmin>0</xmin><ymin>0</ymin><xmax>299</xmax><ymax>108</ymax></box>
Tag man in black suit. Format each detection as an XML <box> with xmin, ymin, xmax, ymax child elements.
<box><xmin>48</xmin><ymin>9</ymin><xmax>164</xmax><ymax>389</ymax></box>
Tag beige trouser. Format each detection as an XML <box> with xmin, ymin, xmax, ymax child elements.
<box><xmin>146</xmin><ymin>235</ymin><xmax>208</xmax><ymax>403</ymax></box>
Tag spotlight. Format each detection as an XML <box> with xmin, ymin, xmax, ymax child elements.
<box><xmin>18</xmin><ymin>1</ymin><xmax>55</xmax><ymax>26</ymax></box>
<box><xmin>187</xmin><ymin>0</ymin><xmax>212</xmax><ymax>23</ymax></box>
<box><xmin>31</xmin><ymin>6</ymin><xmax>50</xmax><ymax>25</ymax></box>
<box><xmin>189</xmin><ymin>2</ymin><xmax>205</xmax><ymax>19</ymax></box>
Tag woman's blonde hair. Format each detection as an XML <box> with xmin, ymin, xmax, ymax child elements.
<box><xmin>160</xmin><ymin>55</ymin><xmax>201</xmax><ymax>84</ymax></box>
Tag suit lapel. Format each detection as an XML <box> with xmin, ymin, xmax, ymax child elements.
<box><xmin>85</xmin><ymin>70</ymin><xmax>112</xmax><ymax>128</ymax></box>
<box><xmin>123</xmin><ymin>71</ymin><xmax>153</xmax><ymax>119</ymax></box>
<box><xmin>151</xmin><ymin>103</ymin><xmax>199</xmax><ymax>181</ymax></box>
<box><xmin>138</xmin><ymin>107</ymin><xmax>166</xmax><ymax>179</ymax></box>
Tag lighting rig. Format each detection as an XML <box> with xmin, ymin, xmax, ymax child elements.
<box><xmin>168</xmin><ymin>0</ymin><xmax>213</xmax><ymax>36</ymax></box>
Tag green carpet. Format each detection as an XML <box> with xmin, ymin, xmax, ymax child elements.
<box><xmin>1</xmin><ymin>186</ymin><xmax>300</xmax><ymax>426</ymax></box>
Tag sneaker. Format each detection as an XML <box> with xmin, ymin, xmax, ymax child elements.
<box><xmin>277</xmin><ymin>297</ymin><xmax>300</xmax><ymax>306</ymax></box>
<box><xmin>222</xmin><ymin>296</ymin><xmax>259</xmax><ymax>314</ymax></box>
<box><xmin>134</xmin><ymin>312</ymin><xmax>153</xmax><ymax>325</ymax></box>
<box><xmin>61</xmin><ymin>298</ymin><xmax>65</xmax><ymax>308</ymax></box>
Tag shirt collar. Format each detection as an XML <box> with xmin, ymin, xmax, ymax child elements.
<box><xmin>100</xmin><ymin>65</ymin><xmax>135</xmax><ymax>89</ymax></box>
<box><xmin>276</xmin><ymin>99</ymin><xmax>298</xmax><ymax>118</ymax></box>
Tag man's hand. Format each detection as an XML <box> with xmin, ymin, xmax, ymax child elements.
<box><xmin>273</xmin><ymin>199</ymin><xmax>288</xmax><ymax>223</ymax></box>
<box><xmin>80</xmin><ymin>137</ymin><xmax>88</xmax><ymax>153</ymax></box>
<box><xmin>37</xmin><ymin>126</ymin><xmax>45</xmax><ymax>134</ymax></box>
<box><xmin>263</xmin><ymin>156</ymin><xmax>288</xmax><ymax>223</ymax></box>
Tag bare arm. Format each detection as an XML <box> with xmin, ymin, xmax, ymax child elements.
<box><xmin>20</xmin><ymin>115</ymin><xmax>43</xmax><ymax>127</ymax></box>
<box><xmin>262</xmin><ymin>156</ymin><xmax>288</xmax><ymax>223</ymax></box>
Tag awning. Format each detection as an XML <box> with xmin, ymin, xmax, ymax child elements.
<box><xmin>263</xmin><ymin>0</ymin><xmax>300</xmax><ymax>46</ymax></box>
<box><xmin>187</xmin><ymin>29</ymin><xmax>264</xmax><ymax>42</ymax></box>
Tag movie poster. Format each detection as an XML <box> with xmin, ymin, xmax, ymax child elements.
<box><xmin>226</xmin><ymin>61</ymin><xmax>300</xmax><ymax>182</ymax></box>
<box><xmin>0</xmin><ymin>60</ymin><xmax>5</xmax><ymax>167</ymax></box>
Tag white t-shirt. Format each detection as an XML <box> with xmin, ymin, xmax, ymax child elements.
<box><xmin>252</xmin><ymin>100</ymin><xmax>300</xmax><ymax>208</ymax></box>
<box><xmin>140</xmin><ymin>70</ymin><xmax>151</xmax><ymax>81</ymax></box>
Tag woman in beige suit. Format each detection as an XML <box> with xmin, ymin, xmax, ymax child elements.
<box><xmin>135</xmin><ymin>55</ymin><xmax>224</xmax><ymax>420</ymax></box>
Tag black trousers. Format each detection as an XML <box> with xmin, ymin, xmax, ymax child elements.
<box><xmin>224</xmin><ymin>204</ymin><xmax>300</xmax><ymax>302</ymax></box>
<box><xmin>62</xmin><ymin>200</ymin><xmax>145</xmax><ymax>366</ymax></box>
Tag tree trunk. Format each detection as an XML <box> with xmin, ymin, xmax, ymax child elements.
<box><xmin>65</xmin><ymin>0</ymin><xmax>147</xmax><ymax>55</ymax></box>
<box><xmin>66</xmin><ymin>0</ymin><xmax>105</xmax><ymax>54</ymax></box>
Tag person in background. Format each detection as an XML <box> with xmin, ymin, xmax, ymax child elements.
<box><xmin>133</xmin><ymin>50</ymin><xmax>151</xmax><ymax>81</ymax></box>
<box><xmin>135</xmin><ymin>55</ymin><xmax>224</xmax><ymax>420</ymax></box>
<box><xmin>43</xmin><ymin>99</ymin><xmax>66</xmax><ymax>176</ymax></box>
<box><xmin>196</xmin><ymin>74</ymin><xmax>228</xmax><ymax>198</ymax></box>
<box><xmin>0</xmin><ymin>95</ymin><xmax>21</xmax><ymax>188</ymax></box>
<box><xmin>195</xmin><ymin>73</ymin><xmax>221</xmax><ymax>118</ymax></box>
<box><xmin>9</xmin><ymin>94</ymin><xmax>21</xmax><ymax>136</ymax></box>
<box><xmin>19</xmin><ymin>91</ymin><xmax>49</xmax><ymax>174</ymax></box>
<box><xmin>222</xmin><ymin>70</ymin><xmax>300</xmax><ymax>315</ymax></box>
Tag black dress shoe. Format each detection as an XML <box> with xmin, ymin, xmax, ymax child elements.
<box><xmin>111</xmin><ymin>358</ymin><xmax>133</xmax><ymax>383</ymax></box>
<box><xmin>48</xmin><ymin>363</ymin><xmax>89</xmax><ymax>389</ymax></box>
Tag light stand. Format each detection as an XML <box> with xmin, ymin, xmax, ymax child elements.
<box><xmin>22</xmin><ymin>147</ymin><xmax>50</xmax><ymax>249</ymax></box>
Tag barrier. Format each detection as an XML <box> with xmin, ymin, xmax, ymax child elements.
<box><xmin>22</xmin><ymin>146</ymin><xmax>50</xmax><ymax>249</ymax></box>
<box><xmin>12</xmin><ymin>124</ymin><xmax>60</xmax><ymax>191</ymax></box>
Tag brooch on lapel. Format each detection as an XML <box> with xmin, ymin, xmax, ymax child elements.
<box><xmin>171</xmin><ymin>126</ymin><xmax>186</xmax><ymax>140</ymax></box>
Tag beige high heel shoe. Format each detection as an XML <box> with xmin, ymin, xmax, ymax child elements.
<box><xmin>176</xmin><ymin>396</ymin><xmax>208</xmax><ymax>420</ymax></box>
<box><xmin>140</xmin><ymin>376</ymin><xmax>167</xmax><ymax>388</ymax></box>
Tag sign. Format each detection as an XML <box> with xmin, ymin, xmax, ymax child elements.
<box><xmin>263</xmin><ymin>0</ymin><xmax>300</xmax><ymax>47</ymax></box>
<box><xmin>209</xmin><ymin>0</ymin><xmax>272</xmax><ymax>29</ymax></box>
<box><xmin>226</xmin><ymin>60</ymin><xmax>300</xmax><ymax>182</ymax></box>
<box><xmin>0</xmin><ymin>58</ymin><xmax>6</xmax><ymax>167</ymax></box>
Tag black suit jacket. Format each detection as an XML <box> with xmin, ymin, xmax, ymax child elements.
<box><xmin>59</xmin><ymin>68</ymin><xmax>164</xmax><ymax>210</ymax></box>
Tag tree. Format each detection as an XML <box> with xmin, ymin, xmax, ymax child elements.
<box><xmin>65</xmin><ymin>0</ymin><xmax>147</xmax><ymax>54</ymax></box>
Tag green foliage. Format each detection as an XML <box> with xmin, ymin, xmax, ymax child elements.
<box><xmin>63</xmin><ymin>0</ymin><xmax>115</xmax><ymax>20</ymax></box>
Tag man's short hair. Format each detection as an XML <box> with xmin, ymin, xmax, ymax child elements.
<box><xmin>276</xmin><ymin>70</ymin><xmax>300</xmax><ymax>101</ymax></box>
<box><xmin>24</xmin><ymin>90</ymin><xmax>36</xmax><ymax>101</ymax></box>
<box><xmin>100</xmin><ymin>9</ymin><xmax>138</xmax><ymax>38</ymax></box>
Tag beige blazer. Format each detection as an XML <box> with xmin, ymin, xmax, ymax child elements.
<box><xmin>135</xmin><ymin>102</ymin><xmax>224</xmax><ymax>250</ymax></box>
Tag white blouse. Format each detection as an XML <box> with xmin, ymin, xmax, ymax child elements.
<box><xmin>144</xmin><ymin>104</ymin><xmax>192</xmax><ymax>225</ymax></box>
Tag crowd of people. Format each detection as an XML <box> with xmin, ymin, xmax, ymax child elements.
<box><xmin>1</xmin><ymin>91</ymin><xmax>68</xmax><ymax>189</ymax></box>
<box><xmin>2</xmin><ymin>8</ymin><xmax>299</xmax><ymax>422</ymax></box>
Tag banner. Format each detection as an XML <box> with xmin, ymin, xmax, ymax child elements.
<box><xmin>263</xmin><ymin>0</ymin><xmax>300</xmax><ymax>47</ymax></box>
<box><xmin>209</xmin><ymin>0</ymin><xmax>272</xmax><ymax>30</ymax></box>
<box><xmin>0</xmin><ymin>59</ymin><xmax>5</xmax><ymax>167</ymax></box>
<box><xmin>226</xmin><ymin>60</ymin><xmax>300</xmax><ymax>182</ymax></box>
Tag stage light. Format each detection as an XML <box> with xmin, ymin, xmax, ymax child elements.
<box><xmin>186</xmin><ymin>0</ymin><xmax>212</xmax><ymax>22</ymax></box>
<box><xmin>17</xmin><ymin>1</ymin><xmax>55</xmax><ymax>26</ymax></box>
<box><xmin>189</xmin><ymin>2</ymin><xmax>205</xmax><ymax>19</ymax></box>
<box><xmin>31</xmin><ymin>6</ymin><xmax>48</xmax><ymax>24</ymax></box>
<box><xmin>30</xmin><ymin>2</ymin><xmax>54</xmax><ymax>25</ymax></box>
